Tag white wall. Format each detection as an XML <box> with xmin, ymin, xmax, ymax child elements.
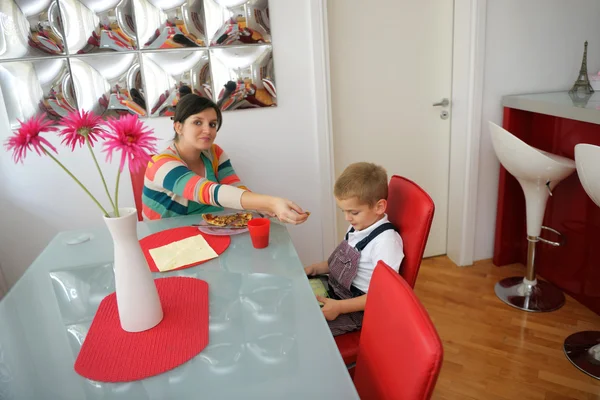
<box><xmin>474</xmin><ymin>0</ymin><xmax>600</xmax><ymax>261</ymax></box>
<box><xmin>0</xmin><ymin>0</ymin><xmax>325</xmax><ymax>287</ymax></box>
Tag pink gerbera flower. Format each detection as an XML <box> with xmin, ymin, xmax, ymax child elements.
<box><xmin>58</xmin><ymin>110</ymin><xmax>106</xmax><ymax>150</ymax></box>
<box><xmin>103</xmin><ymin>114</ymin><xmax>157</xmax><ymax>172</ymax></box>
<box><xmin>4</xmin><ymin>113</ymin><xmax>58</xmax><ymax>163</ymax></box>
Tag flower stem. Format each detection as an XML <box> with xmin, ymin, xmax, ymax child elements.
<box><xmin>42</xmin><ymin>146</ymin><xmax>109</xmax><ymax>216</ymax></box>
<box><xmin>114</xmin><ymin>169</ymin><xmax>121</xmax><ymax>218</ymax></box>
<box><xmin>86</xmin><ymin>137</ymin><xmax>115</xmax><ymax>212</ymax></box>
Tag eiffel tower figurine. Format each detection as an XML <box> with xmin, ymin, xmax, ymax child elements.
<box><xmin>570</xmin><ymin>41</ymin><xmax>594</xmax><ymax>95</ymax></box>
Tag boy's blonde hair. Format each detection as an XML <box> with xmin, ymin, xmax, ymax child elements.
<box><xmin>334</xmin><ymin>162</ymin><xmax>388</xmax><ymax>206</ymax></box>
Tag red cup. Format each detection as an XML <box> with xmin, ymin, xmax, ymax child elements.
<box><xmin>247</xmin><ymin>218</ymin><xmax>271</xmax><ymax>249</ymax></box>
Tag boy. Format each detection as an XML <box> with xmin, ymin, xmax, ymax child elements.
<box><xmin>305</xmin><ymin>162</ymin><xmax>404</xmax><ymax>336</ymax></box>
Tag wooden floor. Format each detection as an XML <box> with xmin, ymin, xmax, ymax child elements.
<box><xmin>414</xmin><ymin>256</ymin><xmax>600</xmax><ymax>400</ymax></box>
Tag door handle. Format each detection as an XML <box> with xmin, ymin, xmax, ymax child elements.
<box><xmin>433</xmin><ymin>98</ymin><xmax>450</xmax><ymax>107</ymax></box>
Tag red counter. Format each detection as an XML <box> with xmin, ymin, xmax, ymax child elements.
<box><xmin>493</xmin><ymin>93</ymin><xmax>600</xmax><ymax>315</ymax></box>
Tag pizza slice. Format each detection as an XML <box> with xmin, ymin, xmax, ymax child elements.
<box><xmin>231</xmin><ymin>212</ymin><xmax>253</xmax><ymax>227</ymax></box>
<box><xmin>202</xmin><ymin>212</ymin><xmax>253</xmax><ymax>227</ymax></box>
<box><xmin>202</xmin><ymin>213</ymin><xmax>229</xmax><ymax>227</ymax></box>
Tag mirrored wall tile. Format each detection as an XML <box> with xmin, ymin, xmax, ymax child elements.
<box><xmin>210</xmin><ymin>44</ymin><xmax>275</xmax><ymax>110</ymax></box>
<box><xmin>239</xmin><ymin>274</ymin><xmax>291</xmax><ymax>322</ymax></box>
<box><xmin>133</xmin><ymin>0</ymin><xmax>206</xmax><ymax>49</ymax></box>
<box><xmin>204</xmin><ymin>0</ymin><xmax>270</xmax><ymax>46</ymax></box>
<box><xmin>0</xmin><ymin>0</ymin><xmax>66</xmax><ymax>60</ymax></box>
<box><xmin>50</xmin><ymin>263</ymin><xmax>114</xmax><ymax>325</ymax></box>
<box><xmin>141</xmin><ymin>49</ymin><xmax>211</xmax><ymax>117</ymax></box>
<box><xmin>0</xmin><ymin>57</ymin><xmax>75</xmax><ymax>129</ymax></box>
<box><xmin>58</xmin><ymin>0</ymin><xmax>137</xmax><ymax>54</ymax></box>
<box><xmin>69</xmin><ymin>52</ymin><xmax>147</xmax><ymax>117</ymax></box>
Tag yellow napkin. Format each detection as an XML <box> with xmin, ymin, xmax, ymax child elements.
<box><xmin>149</xmin><ymin>235</ymin><xmax>218</xmax><ymax>272</ymax></box>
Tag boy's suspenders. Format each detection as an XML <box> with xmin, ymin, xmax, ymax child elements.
<box><xmin>345</xmin><ymin>223</ymin><xmax>397</xmax><ymax>251</ymax></box>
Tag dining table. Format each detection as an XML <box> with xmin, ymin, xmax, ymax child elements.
<box><xmin>0</xmin><ymin>214</ymin><xmax>359</xmax><ymax>399</ymax></box>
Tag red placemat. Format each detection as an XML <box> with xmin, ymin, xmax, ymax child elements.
<box><xmin>74</xmin><ymin>277</ymin><xmax>209</xmax><ymax>382</ymax></box>
<box><xmin>139</xmin><ymin>226</ymin><xmax>230</xmax><ymax>272</ymax></box>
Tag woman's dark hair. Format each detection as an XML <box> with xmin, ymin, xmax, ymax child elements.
<box><xmin>172</xmin><ymin>90</ymin><xmax>223</xmax><ymax>141</ymax></box>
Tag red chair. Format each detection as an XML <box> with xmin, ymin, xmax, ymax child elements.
<box><xmin>353</xmin><ymin>261</ymin><xmax>443</xmax><ymax>400</ymax></box>
<box><xmin>130</xmin><ymin>166</ymin><xmax>147</xmax><ymax>222</ymax></box>
<box><xmin>334</xmin><ymin>175</ymin><xmax>435</xmax><ymax>366</ymax></box>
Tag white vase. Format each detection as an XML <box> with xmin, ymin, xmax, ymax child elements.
<box><xmin>103</xmin><ymin>208</ymin><xmax>163</xmax><ymax>332</ymax></box>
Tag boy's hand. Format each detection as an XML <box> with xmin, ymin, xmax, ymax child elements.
<box><xmin>304</xmin><ymin>260</ymin><xmax>329</xmax><ymax>276</ymax></box>
<box><xmin>317</xmin><ymin>296</ymin><xmax>342</xmax><ymax>321</ymax></box>
<box><xmin>304</xmin><ymin>265</ymin><xmax>317</xmax><ymax>276</ymax></box>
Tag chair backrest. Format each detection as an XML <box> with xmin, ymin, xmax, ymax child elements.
<box><xmin>130</xmin><ymin>167</ymin><xmax>146</xmax><ymax>222</ymax></box>
<box><xmin>386</xmin><ymin>175</ymin><xmax>435</xmax><ymax>288</ymax></box>
<box><xmin>353</xmin><ymin>261</ymin><xmax>443</xmax><ymax>400</ymax></box>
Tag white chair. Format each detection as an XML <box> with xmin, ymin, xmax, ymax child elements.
<box><xmin>563</xmin><ymin>143</ymin><xmax>600</xmax><ymax>380</ymax></box>
<box><xmin>489</xmin><ymin>121</ymin><xmax>576</xmax><ymax>312</ymax></box>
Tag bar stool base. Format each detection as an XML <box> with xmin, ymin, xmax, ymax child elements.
<box><xmin>564</xmin><ymin>331</ymin><xmax>600</xmax><ymax>380</ymax></box>
<box><xmin>495</xmin><ymin>276</ymin><xmax>565</xmax><ymax>312</ymax></box>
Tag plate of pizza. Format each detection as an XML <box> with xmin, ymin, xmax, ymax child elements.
<box><xmin>196</xmin><ymin>212</ymin><xmax>256</xmax><ymax>235</ymax></box>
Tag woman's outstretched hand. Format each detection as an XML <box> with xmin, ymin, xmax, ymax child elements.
<box><xmin>240</xmin><ymin>192</ymin><xmax>309</xmax><ymax>224</ymax></box>
<box><xmin>270</xmin><ymin>197</ymin><xmax>309</xmax><ymax>225</ymax></box>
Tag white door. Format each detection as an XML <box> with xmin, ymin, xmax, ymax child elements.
<box><xmin>327</xmin><ymin>0</ymin><xmax>453</xmax><ymax>257</ymax></box>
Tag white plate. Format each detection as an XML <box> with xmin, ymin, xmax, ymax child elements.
<box><xmin>196</xmin><ymin>211</ymin><xmax>264</xmax><ymax>236</ymax></box>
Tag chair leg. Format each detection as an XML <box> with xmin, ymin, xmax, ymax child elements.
<box><xmin>346</xmin><ymin>362</ymin><xmax>356</xmax><ymax>380</ymax></box>
<box><xmin>495</xmin><ymin>235</ymin><xmax>565</xmax><ymax>312</ymax></box>
<box><xmin>564</xmin><ymin>331</ymin><xmax>600</xmax><ymax>380</ymax></box>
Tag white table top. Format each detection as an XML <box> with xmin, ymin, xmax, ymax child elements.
<box><xmin>0</xmin><ymin>215</ymin><xmax>359</xmax><ymax>399</ymax></box>
<box><xmin>502</xmin><ymin>91</ymin><xmax>600</xmax><ymax>125</ymax></box>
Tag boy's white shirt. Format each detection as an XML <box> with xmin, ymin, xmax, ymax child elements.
<box><xmin>345</xmin><ymin>214</ymin><xmax>404</xmax><ymax>293</ymax></box>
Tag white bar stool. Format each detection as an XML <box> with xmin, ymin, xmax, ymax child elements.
<box><xmin>564</xmin><ymin>143</ymin><xmax>600</xmax><ymax>380</ymax></box>
<box><xmin>489</xmin><ymin>122</ymin><xmax>576</xmax><ymax>312</ymax></box>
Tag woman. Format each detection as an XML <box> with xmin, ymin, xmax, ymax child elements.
<box><xmin>143</xmin><ymin>93</ymin><xmax>308</xmax><ymax>224</ymax></box>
